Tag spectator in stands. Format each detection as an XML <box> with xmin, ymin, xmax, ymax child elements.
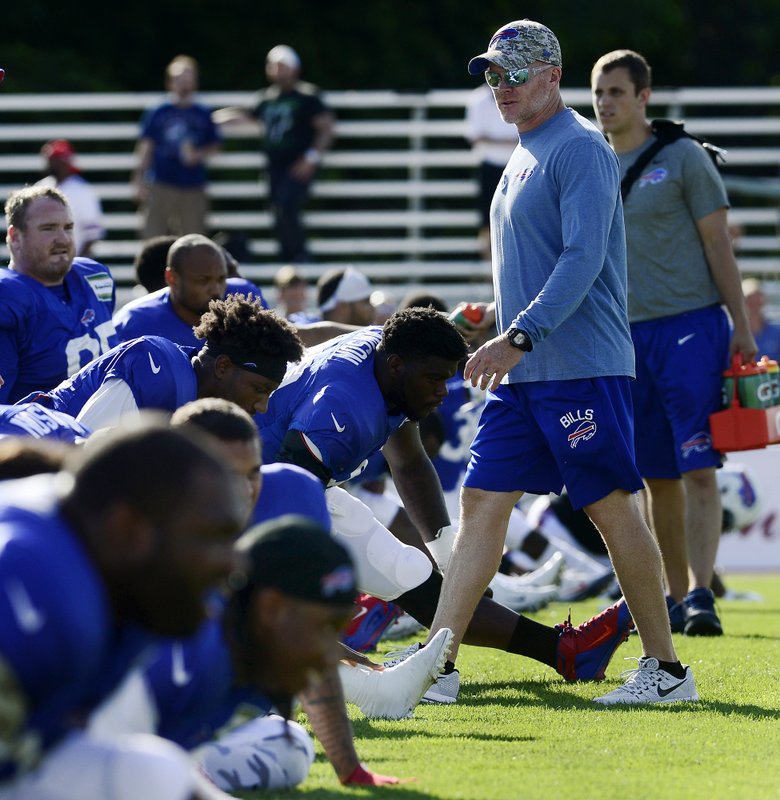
<box><xmin>465</xmin><ymin>84</ymin><xmax>518</xmax><ymax>262</ymax></box>
<box><xmin>273</xmin><ymin>265</ymin><xmax>311</xmax><ymax>319</ymax></box>
<box><xmin>114</xmin><ymin>234</ymin><xmax>266</xmax><ymax>347</ymax></box>
<box><xmin>35</xmin><ymin>139</ymin><xmax>105</xmax><ymax>258</ymax></box>
<box><xmin>742</xmin><ymin>277</ymin><xmax>780</xmax><ymax>360</ymax></box>
<box><xmin>0</xmin><ymin>420</ymin><xmax>245</xmax><ymax>799</ymax></box>
<box><xmin>0</xmin><ymin>186</ymin><xmax>118</xmax><ymax>404</ymax></box>
<box><xmin>213</xmin><ymin>45</ymin><xmax>335</xmax><ymax>263</ymax></box>
<box><xmin>592</xmin><ymin>49</ymin><xmax>756</xmax><ymax>637</ymax></box>
<box><xmin>132</xmin><ymin>55</ymin><xmax>221</xmax><ymax>239</ymax></box>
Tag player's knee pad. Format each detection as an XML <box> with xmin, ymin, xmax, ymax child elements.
<box><xmin>326</xmin><ymin>486</ymin><xmax>432</xmax><ymax>601</ymax></box>
<box><xmin>195</xmin><ymin>714</ymin><xmax>314</xmax><ymax>792</ymax></box>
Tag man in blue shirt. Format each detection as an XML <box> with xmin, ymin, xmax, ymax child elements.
<box><xmin>425</xmin><ymin>20</ymin><xmax>696</xmax><ymax>706</ymax></box>
<box><xmin>132</xmin><ymin>55</ymin><xmax>221</xmax><ymax>238</ymax></box>
<box><xmin>0</xmin><ymin>420</ymin><xmax>245</xmax><ymax>796</ymax></box>
<box><xmin>0</xmin><ymin>186</ymin><xmax>117</xmax><ymax>403</ymax></box>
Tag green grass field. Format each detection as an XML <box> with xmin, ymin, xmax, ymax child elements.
<box><xmin>251</xmin><ymin>574</ymin><xmax>780</xmax><ymax>800</ymax></box>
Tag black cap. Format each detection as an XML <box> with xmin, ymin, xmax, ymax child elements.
<box><xmin>234</xmin><ymin>514</ymin><xmax>357</xmax><ymax>606</ymax></box>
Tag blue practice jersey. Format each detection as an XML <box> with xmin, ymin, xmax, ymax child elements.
<box><xmin>20</xmin><ymin>336</ymin><xmax>198</xmax><ymax>418</ymax></box>
<box><xmin>250</xmin><ymin>462</ymin><xmax>331</xmax><ymax>530</ymax></box>
<box><xmin>113</xmin><ymin>280</ymin><xmax>267</xmax><ymax>347</ymax></box>
<box><xmin>0</xmin><ymin>403</ymin><xmax>91</xmax><ymax>442</ymax></box>
<box><xmin>0</xmin><ymin>476</ymin><xmax>155</xmax><ymax>778</ymax></box>
<box><xmin>0</xmin><ymin>259</ymin><xmax>118</xmax><ymax>403</ymax></box>
<box><xmin>257</xmin><ymin>328</ymin><xmax>408</xmax><ymax>484</ymax></box>
<box><xmin>431</xmin><ymin>375</ymin><xmax>482</xmax><ymax>494</ymax></box>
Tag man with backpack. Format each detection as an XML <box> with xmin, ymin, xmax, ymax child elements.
<box><xmin>591</xmin><ymin>49</ymin><xmax>756</xmax><ymax>637</ymax></box>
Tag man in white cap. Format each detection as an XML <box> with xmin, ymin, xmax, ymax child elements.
<box><xmin>213</xmin><ymin>45</ymin><xmax>335</xmax><ymax>263</ymax></box>
<box><xmin>424</xmin><ymin>19</ymin><xmax>699</xmax><ymax>706</ymax></box>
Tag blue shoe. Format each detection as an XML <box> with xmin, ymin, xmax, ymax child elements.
<box><xmin>555</xmin><ymin>598</ymin><xmax>634</xmax><ymax>682</ymax></box>
<box><xmin>682</xmin><ymin>587</ymin><xmax>722</xmax><ymax>636</ymax></box>
<box><xmin>666</xmin><ymin>595</ymin><xmax>685</xmax><ymax>634</ymax></box>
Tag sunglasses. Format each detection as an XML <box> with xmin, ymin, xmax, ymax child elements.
<box><xmin>485</xmin><ymin>64</ymin><xmax>554</xmax><ymax>88</ymax></box>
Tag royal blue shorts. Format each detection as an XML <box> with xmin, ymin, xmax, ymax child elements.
<box><xmin>630</xmin><ymin>304</ymin><xmax>729</xmax><ymax>479</ymax></box>
<box><xmin>463</xmin><ymin>376</ymin><xmax>643</xmax><ymax>509</ymax></box>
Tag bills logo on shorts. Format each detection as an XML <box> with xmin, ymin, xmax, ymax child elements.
<box><xmin>567</xmin><ymin>420</ymin><xmax>597</xmax><ymax>449</ymax></box>
<box><xmin>681</xmin><ymin>431</ymin><xmax>711</xmax><ymax>458</ymax></box>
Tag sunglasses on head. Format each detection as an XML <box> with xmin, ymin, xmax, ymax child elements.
<box><xmin>485</xmin><ymin>64</ymin><xmax>554</xmax><ymax>88</ymax></box>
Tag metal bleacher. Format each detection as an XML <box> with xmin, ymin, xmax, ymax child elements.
<box><xmin>2</xmin><ymin>86</ymin><xmax>780</xmax><ymax>312</ymax></box>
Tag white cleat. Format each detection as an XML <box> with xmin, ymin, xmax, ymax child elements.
<box><xmin>488</xmin><ymin>572</ymin><xmax>559</xmax><ymax>612</ymax></box>
<box><xmin>593</xmin><ymin>657</ymin><xmax>699</xmax><ymax>705</ymax></box>
<box><xmin>339</xmin><ymin>627</ymin><xmax>454</xmax><ymax>719</ymax></box>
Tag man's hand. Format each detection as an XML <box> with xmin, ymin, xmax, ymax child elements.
<box><xmin>464</xmin><ymin>333</ymin><xmax>524</xmax><ymax>392</ymax></box>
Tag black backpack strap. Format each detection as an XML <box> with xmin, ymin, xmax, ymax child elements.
<box><xmin>621</xmin><ymin>119</ymin><xmax>725</xmax><ymax>202</ymax></box>
<box><xmin>620</xmin><ymin>137</ymin><xmax>671</xmax><ymax>201</ymax></box>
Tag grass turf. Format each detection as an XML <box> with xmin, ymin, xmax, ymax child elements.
<box><xmin>242</xmin><ymin>574</ymin><xmax>779</xmax><ymax>800</ymax></box>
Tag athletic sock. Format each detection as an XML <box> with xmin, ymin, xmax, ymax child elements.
<box><xmin>443</xmin><ymin>660</ymin><xmax>457</xmax><ymax>675</ymax></box>
<box><xmin>506</xmin><ymin>616</ymin><xmax>559</xmax><ymax>668</ymax></box>
<box><xmin>656</xmin><ymin>659</ymin><xmax>686</xmax><ymax>679</ymax></box>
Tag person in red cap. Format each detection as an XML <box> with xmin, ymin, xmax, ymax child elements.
<box><xmin>36</xmin><ymin>139</ymin><xmax>105</xmax><ymax>258</ymax></box>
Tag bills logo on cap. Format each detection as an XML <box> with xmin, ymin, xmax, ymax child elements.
<box><xmin>568</xmin><ymin>420</ymin><xmax>597</xmax><ymax>449</ymax></box>
<box><xmin>490</xmin><ymin>27</ymin><xmax>521</xmax><ymax>47</ymax></box>
<box><xmin>321</xmin><ymin>565</ymin><xmax>355</xmax><ymax>597</ymax></box>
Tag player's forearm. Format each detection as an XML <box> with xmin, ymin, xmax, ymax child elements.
<box><xmin>299</xmin><ymin>668</ymin><xmax>359</xmax><ymax>783</ymax></box>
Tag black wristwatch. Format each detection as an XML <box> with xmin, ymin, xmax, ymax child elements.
<box><xmin>506</xmin><ymin>326</ymin><xmax>533</xmax><ymax>352</ymax></box>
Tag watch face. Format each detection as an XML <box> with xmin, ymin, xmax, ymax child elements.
<box><xmin>508</xmin><ymin>328</ymin><xmax>530</xmax><ymax>351</ymax></box>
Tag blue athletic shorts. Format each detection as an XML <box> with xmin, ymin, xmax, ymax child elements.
<box><xmin>630</xmin><ymin>304</ymin><xmax>729</xmax><ymax>479</ymax></box>
<box><xmin>463</xmin><ymin>376</ymin><xmax>644</xmax><ymax>509</ymax></box>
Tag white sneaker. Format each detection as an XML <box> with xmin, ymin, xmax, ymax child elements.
<box><xmin>380</xmin><ymin>612</ymin><xmax>425</xmax><ymax>641</ymax></box>
<box><xmin>510</xmin><ymin>551</ymin><xmax>566</xmax><ymax>587</ymax></box>
<box><xmin>593</xmin><ymin>657</ymin><xmax>699</xmax><ymax>705</ymax></box>
<box><xmin>488</xmin><ymin>573</ymin><xmax>559</xmax><ymax>612</ymax></box>
<box><xmin>339</xmin><ymin>627</ymin><xmax>453</xmax><ymax>719</ymax></box>
<box><xmin>422</xmin><ymin>668</ymin><xmax>460</xmax><ymax>704</ymax></box>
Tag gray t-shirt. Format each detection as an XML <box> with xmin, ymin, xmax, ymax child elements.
<box><xmin>491</xmin><ymin>108</ymin><xmax>634</xmax><ymax>382</ymax></box>
<box><xmin>617</xmin><ymin>136</ymin><xmax>728</xmax><ymax>323</ymax></box>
